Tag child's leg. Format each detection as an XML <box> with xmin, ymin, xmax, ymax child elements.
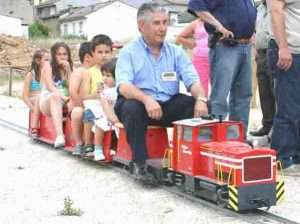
<box><xmin>94</xmin><ymin>126</ymin><xmax>105</xmax><ymax>160</ymax></box>
<box><xmin>71</xmin><ymin>106</ymin><xmax>83</xmax><ymax>146</ymax></box>
<box><xmin>49</xmin><ymin>92</ymin><xmax>64</xmax><ymax>137</ymax></box>
<box><xmin>94</xmin><ymin>125</ymin><xmax>105</xmax><ymax>146</ymax></box>
<box><xmin>83</xmin><ymin>122</ymin><xmax>94</xmax><ymax>146</ymax></box>
<box><xmin>30</xmin><ymin>96</ymin><xmax>40</xmax><ymax>129</ymax></box>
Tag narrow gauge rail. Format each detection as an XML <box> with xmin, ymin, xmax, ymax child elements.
<box><xmin>0</xmin><ymin>117</ymin><xmax>299</xmax><ymax>224</ymax></box>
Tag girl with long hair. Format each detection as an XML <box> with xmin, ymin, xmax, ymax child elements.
<box><xmin>22</xmin><ymin>49</ymin><xmax>50</xmax><ymax>138</ymax></box>
<box><xmin>39</xmin><ymin>42</ymin><xmax>73</xmax><ymax>148</ymax></box>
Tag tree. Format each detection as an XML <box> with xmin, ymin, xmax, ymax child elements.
<box><xmin>29</xmin><ymin>21</ymin><xmax>50</xmax><ymax>38</ymax></box>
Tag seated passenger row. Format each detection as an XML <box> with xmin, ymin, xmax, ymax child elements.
<box><xmin>23</xmin><ymin>34</ymin><xmax>120</xmax><ymax>161</ymax></box>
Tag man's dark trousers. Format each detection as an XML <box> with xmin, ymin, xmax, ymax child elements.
<box><xmin>256</xmin><ymin>49</ymin><xmax>275</xmax><ymax>131</ymax></box>
<box><xmin>268</xmin><ymin>39</ymin><xmax>300</xmax><ymax>168</ymax></box>
<box><xmin>114</xmin><ymin>94</ymin><xmax>195</xmax><ymax>164</ymax></box>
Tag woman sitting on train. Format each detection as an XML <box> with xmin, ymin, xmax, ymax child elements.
<box><xmin>39</xmin><ymin>42</ymin><xmax>73</xmax><ymax>148</ymax></box>
<box><xmin>22</xmin><ymin>49</ymin><xmax>50</xmax><ymax>138</ymax></box>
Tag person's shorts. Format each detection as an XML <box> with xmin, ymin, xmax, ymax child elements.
<box><xmin>83</xmin><ymin>109</ymin><xmax>96</xmax><ymax>122</ymax></box>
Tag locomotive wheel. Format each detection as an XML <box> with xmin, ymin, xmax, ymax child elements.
<box><xmin>164</xmin><ymin>172</ymin><xmax>176</xmax><ymax>186</ymax></box>
<box><xmin>216</xmin><ymin>188</ymin><xmax>227</xmax><ymax>208</ymax></box>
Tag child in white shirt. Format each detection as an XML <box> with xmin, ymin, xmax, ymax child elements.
<box><xmin>94</xmin><ymin>58</ymin><xmax>119</xmax><ymax>161</ymax></box>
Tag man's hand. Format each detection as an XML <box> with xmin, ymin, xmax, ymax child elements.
<box><xmin>144</xmin><ymin>96</ymin><xmax>163</xmax><ymax>120</ymax></box>
<box><xmin>194</xmin><ymin>100</ymin><xmax>208</xmax><ymax>118</ymax></box>
<box><xmin>277</xmin><ymin>47</ymin><xmax>293</xmax><ymax>71</ymax></box>
<box><xmin>216</xmin><ymin>25</ymin><xmax>234</xmax><ymax>39</ymax></box>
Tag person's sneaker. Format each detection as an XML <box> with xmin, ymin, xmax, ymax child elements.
<box><xmin>83</xmin><ymin>145</ymin><xmax>94</xmax><ymax>157</ymax></box>
<box><xmin>54</xmin><ymin>135</ymin><xmax>65</xmax><ymax>149</ymax></box>
<box><xmin>94</xmin><ymin>149</ymin><xmax>105</xmax><ymax>161</ymax></box>
<box><xmin>72</xmin><ymin>145</ymin><xmax>83</xmax><ymax>156</ymax></box>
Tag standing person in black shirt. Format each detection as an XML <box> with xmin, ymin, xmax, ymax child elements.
<box><xmin>188</xmin><ymin>0</ymin><xmax>257</xmax><ymax>133</ymax></box>
<box><xmin>250</xmin><ymin>0</ymin><xmax>275</xmax><ymax>137</ymax></box>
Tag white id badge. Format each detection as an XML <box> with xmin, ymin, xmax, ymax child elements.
<box><xmin>161</xmin><ymin>71</ymin><xmax>177</xmax><ymax>81</ymax></box>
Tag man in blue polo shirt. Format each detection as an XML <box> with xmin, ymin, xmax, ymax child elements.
<box><xmin>115</xmin><ymin>3</ymin><xmax>208</xmax><ymax>181</ymax></box>
<box><xmin>188</xmin><ymin>0</ymin><xmax>257</xmax><ymax>132</ymax></box>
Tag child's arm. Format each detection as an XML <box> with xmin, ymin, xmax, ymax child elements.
<box><xmin>22</xmin><ymin>71</ymin><xmax>34</xmax><ymax>110</ymax></box>
<box><xmin>99</xmin><ymin>96</ymin><xmax>119</xmax><ymax>124</ymax></box>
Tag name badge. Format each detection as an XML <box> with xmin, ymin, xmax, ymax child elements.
<box><xmin>161</xmin><ymin>71</ymin><xmax>177</xmax><ymax>81</ymax></box>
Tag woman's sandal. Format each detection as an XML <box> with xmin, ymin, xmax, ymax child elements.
<box><xmin>30</xmin><ymin>128</ymin><xmax>39</xmax><ymax>139</ymax></box>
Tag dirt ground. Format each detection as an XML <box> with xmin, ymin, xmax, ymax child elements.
<box><xmin>1</xmin><ymin>95</ymin><xmax>300</xmax><ymax>224</ymax></box>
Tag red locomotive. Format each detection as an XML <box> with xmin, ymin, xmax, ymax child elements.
<box><xmin>29</xmin><ymin>112</ymin><xmax>285</xmax><ymax>212</ymax></box>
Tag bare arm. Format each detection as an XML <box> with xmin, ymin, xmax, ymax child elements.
<box><xmin>42</xmin><ymin>62</ymin><xmax>60</xmax><ymax>94</ymax></box>
<box><xmin>69</xmin><ymin>68</ymin><xmax>83</xmax><ymax>106</ymax></box>
<box><xmin>99</xmin><ymin>96</ymin><xmax>119</xmax><ymax>124</ymax></box>
<box><xmin>267</xmin><ymin>0</ymin><xmax>292</xmax><ymax>70</ymax></box>
<box><xmin>176</xmin><ymin>20</ymin><xmax>197</xmax><ymax>49</ymax></box>
<box><xmin>267</xmin><ymin>0</ymin><xmax>288</xmax><ymax>48</ymax></box>
<box><xmin>196</xmin><ymin>11</ymin><xmax>234</xmax><ymax>38</ymax></box>
<box><xmin>22</xmin><ymin>72</ymin><xmax>34</xmax><ymax>110</ymax></box>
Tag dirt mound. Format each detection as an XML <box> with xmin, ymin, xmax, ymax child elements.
<box><xmin>0</xmin><ymin>34</ymin><xmax>36</xmax><ymax>68</ymax></box>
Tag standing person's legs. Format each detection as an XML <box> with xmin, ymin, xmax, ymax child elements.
<box><xmin>229</xmin><ymin>44</ymin><xmax>252</xmax><ymax>132</ymax></box>
<box><xmin>114</xmin><ymin>97</ymin><xmax>149</xmax><ymax>165</ymax></box>
<box><xmin>251</xmin><ymin>50</ymin><xmax>275</xmax><ymax>135</ymax></box>
<box><xmin>269</xmin><ymin>41</ymin><xmax>300</xmax><ymax>168</ymax></box>
<box><xmin>209</xmin><ymin>44</ymin><xmax>240</xmax><ymax>121</ymax></box>
<box><xmin>192</xmin><ymin>56</ymin><xmax>210</xmax><ymax>97</ymax></box>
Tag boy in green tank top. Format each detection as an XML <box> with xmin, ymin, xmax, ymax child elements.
<box><xmin>81</xmin><ymin>34</ymin><xmax>113</xmax><ymax>155</ymax></box>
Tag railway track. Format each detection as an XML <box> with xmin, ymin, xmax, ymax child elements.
<box><xmin>0</xmin><ymin>117</ymin><xmax>299</xmax><ymax>224</ymax></box>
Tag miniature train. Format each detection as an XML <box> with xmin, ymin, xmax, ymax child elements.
<box><xmin>29</xmin><ymin>112</ymin><xmax>285</xmax><ymax>212</ymax></box>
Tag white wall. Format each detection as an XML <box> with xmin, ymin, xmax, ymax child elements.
<box><xmin>85</xmin><ymin>1</ymin><xmax>139</xmax><ymax>42</ymax></box>
<box><xmin>0</xmin><ymin>15</ymin><xmax>23</xmax><ymax>36</ymax></box>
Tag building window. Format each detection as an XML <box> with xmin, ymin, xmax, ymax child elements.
<box><xmin>169</xmin><ymin>12</ymin><xmax>178</xmax><ymax>25</ymax></box>
<box><xmin>64</xmin><ymin>24</ymin><xmax>68</xmax><ymax>35</ymax></box>
<box><xmin>72</xmin><ymin>23</ymin><xmax>75</xmax><ymax>35</ymax></box>
<box><xmin>50</xmin><ymin>6</ymin><xmax>56</xmax><ymax>15</ymax></box>
<box><xmin>79</xmin><ymin>21</ymin><xmax>83</xmax><ymax>34</ymax></box>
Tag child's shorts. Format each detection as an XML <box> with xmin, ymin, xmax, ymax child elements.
<box><xmin>83</xmin><ymin>109</ymin><xmax>96</xmax><ymax>122</ymax></box>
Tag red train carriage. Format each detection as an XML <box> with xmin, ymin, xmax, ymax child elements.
<box><xmin>29</xmin><ymin>111</ymin><xmax>285</xmax><ymax>212</ymax></box>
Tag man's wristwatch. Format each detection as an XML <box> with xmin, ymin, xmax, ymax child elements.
<box><xmin>196</xmin><ymin>96</ymin><xmax>208</xmax><ymax>103</ymax></box>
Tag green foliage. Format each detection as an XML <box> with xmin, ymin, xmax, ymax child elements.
<box><xmin>29</xmin><ymin>21</ymin><xmax>50</xmax><ymax>38</ymax></box>
<box><xmin>59</xmin><ymin>196</ymin><xmax>82</xmax><ymax>216</ymax></box>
